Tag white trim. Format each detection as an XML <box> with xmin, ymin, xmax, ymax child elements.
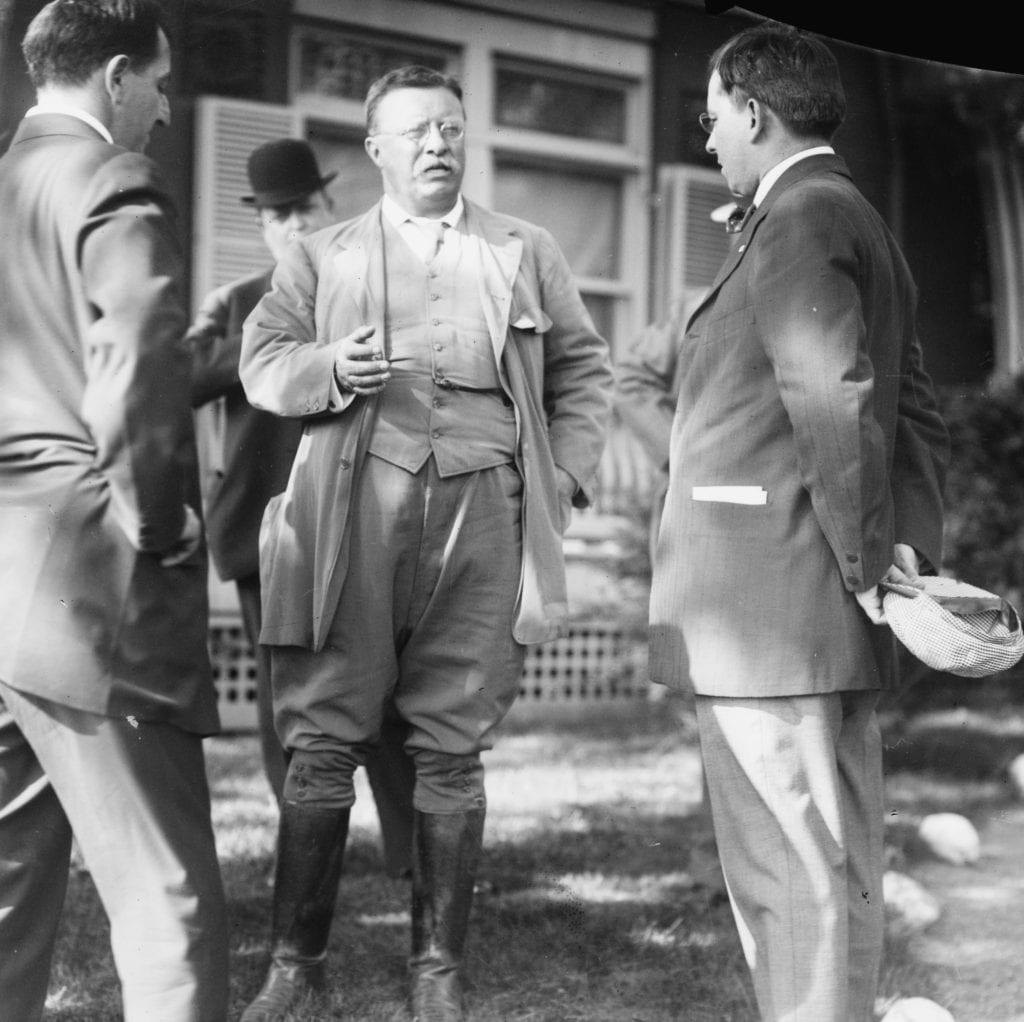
<box><xmin>292</xmin><ymin>0</ymin><xmax>650</xmax><ymax>78</ymax></box>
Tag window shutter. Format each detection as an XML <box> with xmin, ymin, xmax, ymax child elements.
<box><xmin>191</xmin><ymin>96</ymin><xmax>302</xmax><ymax>308</ymax></box>
<box><xmin>191</xmin><ymin>98</ymin><xmax>301</xmax><ymax>618</ymax></box>
<box><xmin>652</xmin><ymin>164</ymin><xmax>734</xmax><ymax>321</ymax></box>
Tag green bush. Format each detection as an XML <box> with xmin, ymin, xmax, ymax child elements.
<box><xmin>937</xmin><ymin>373</ymin><xmax>1024</xmax><ymax>606</ymax></box>
<box><xmin>887</xmin><ymin>376</ymin><xmax>1024</xmax><ymax>716</ymax></box>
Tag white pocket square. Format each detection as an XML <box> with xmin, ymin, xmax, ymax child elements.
<box><xmin>510</xmin><ymin>308</ymin><xmax>553</xmax><ymax>332</ymax></box>
<box><xmin>692</xmin><ymin>485</ymin><xmax>767</xmax><ymax>505</ymax></box>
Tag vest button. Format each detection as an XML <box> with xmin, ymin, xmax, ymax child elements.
<box><xmin>431</xmin><ymin>430</ymin><xmax>441</xmax><ymax>439</ymax></box>
<box><xmin>430</xmin><ymin>293</ymin><xmax>440</xmax><ymax>301</ymax></box>
<box><xmin>432</xmin><ymin>318</ymin><xmax>441</xmax><ymax>326</ymax></box>
<box><xmin>433</xmin><ymin>343</ymin><xmax>442</xmax><ymax>351</ymax></box>
<box><xmin>338</xmin><ymin>458</ymin><xmax>351</xmax><ymax>470</ymax></box>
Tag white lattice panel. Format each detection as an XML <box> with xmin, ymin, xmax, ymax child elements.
<box><xmin>209</xmin><ymin>620</ymin><xmax>646</xmax><ymax>731</ymax></box>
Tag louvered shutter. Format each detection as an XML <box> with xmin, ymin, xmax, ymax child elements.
<box><xmin>652</xmin><ymin>164</ymin><xmax>734</xmax><ymax>321</ymax></box>
<box><xmin>191</xmin><ymin>98</ymin><xmax>301</xmax><ymax>618</ymax></box>
<box><xmin>192</xmin><ymin>97</ymin><xmax>303</xmax><ymax>307</ymax></box>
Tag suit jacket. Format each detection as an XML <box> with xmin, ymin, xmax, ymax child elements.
<box><xmin>0</xmin><ymin>114</ymin><xmax>218</xmax><ymax>733</ymax></box>
<box><xmin>240</xmin><ymin>197</ymin><xmax>614</xmax><ymax>650</ymax></box>
<box><xmin>189</xmin><ymin>268</ymin><xmax>304</xmax><ymax>582</ymax></box>
<box><xmin>649</xmin><ymin>154</ymin><xmax>949</xmax><ymax>697</ymax></box>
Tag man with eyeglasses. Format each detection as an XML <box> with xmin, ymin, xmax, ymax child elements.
<box><xmin>648</xmin><ymin>23</ymin><xmax>948</xmax><ymax>1021</ymax></box>
<box><xmin>238</xmin><ymin>65</ymin><xmax>613</xmax><ymax>1021</ymax></box>
<box><xmin>188</xmin><ymin>137</ymin><xmax>416</xmax><ymax>882</ymax></box>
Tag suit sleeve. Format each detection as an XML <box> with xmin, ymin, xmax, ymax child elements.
<box><xmin>534</xmin><ymin>229</ymin><xmax>615</xmax><ymax>506</ymax></box>
<box><xmin>78</xmin><ymin>152</ymin><xmax>191</xmax><ymax>554</ymax></box>
<box><xmin>751</xmin><ymin>196</ymin><xmax>894</xmax><ymax>591</ymax></box>
<box><xmin>891</xmin><ymin>328</ymin><xmax>949</xmax><ymax>572</ymax></box>
<box><xmin>615</xmin><ymin>297</ymin><xmax>692</xmax><ymax>471</ymax></box>
<box><xmin>188</xmin><ymin>282</ymin><xmax>241</xmax><ymax>408</ymax></box>
<box><xmin>240</xmin><ymin>241</ymin><xmax>346</xmax><ymax>418</ymax></box>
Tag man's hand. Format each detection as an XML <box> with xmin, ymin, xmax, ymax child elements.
<box><xmin>556</xmin><ymin>467</ymin><xmax>577</xmax><ymax>533</ymax></box>
<box><xmin>160</xmin><ymin>505</ymin><xmax>202</xmax><ymax>567</ymax></box>
<box><xmin>855</xmin><ymin>542</ymin><xmax>923</xmax><ymax>624</ymax></box>
<box><xmin>333</xmin><ymin>326</ymin><xmax>390</xmax><ymax>396</ymax></box>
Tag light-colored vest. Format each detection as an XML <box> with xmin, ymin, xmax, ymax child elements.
<box><xmin>368</xmin><ymin>218</ymin><xmax>517</xmax><ymax>477</ymax></box>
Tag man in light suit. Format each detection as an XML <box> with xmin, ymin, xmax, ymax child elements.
<box><xmin>0</xmin><ymin>2</ymin><xmax>228</xmax><ymax>1020</ymax></box>
<box><xmin>238</xmin><ymin>65</ymin><xmax>613</xmax><ymax>1021</ymax></box>
<box><xmin>648</xmin><ymin>24</ymin><xmax>949</xmax><ymax>1021</ymax></box>
<box><xmin>189</xmin><ymin>138</ymin><xmax>415</xmax><ymax>878</ymax></box>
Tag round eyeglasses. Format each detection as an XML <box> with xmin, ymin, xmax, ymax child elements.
<box><xmin>699</xmin><ymin>113</ymin><xmax>716</xmax><ymax>135</ymax></box>
<box><xmin>371</xmin><ymin>121</ymin><xmax>465</xmax><ymax>145</ymax></box>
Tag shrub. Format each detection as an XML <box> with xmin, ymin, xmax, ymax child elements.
<box><xmin>936</xmin><ymin>373</ymin><xmax>1024</xmax><ymax>606</ymax></box>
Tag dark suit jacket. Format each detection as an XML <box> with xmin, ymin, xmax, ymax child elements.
<box><xmin>0</xmin><ymin>113</ymin><xmax>218</xmax><ymax>733</ymax></box>
<box><xmin>189</xmin><ymin>268</ymin><xmax>303</xmax><ymax>582</ymax></box>
<box><xmin>649</xmin><ymin>153</ymin><xmax>949</xmax><ymax>697</ymax></box>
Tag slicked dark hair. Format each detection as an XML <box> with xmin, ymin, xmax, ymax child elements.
<box><xmin>364</xmin><ymin>65</ymin><xmax>464</xmax><ymax>132</ymax></box>
<box><xmin>710</xmin><ymin>22</ymin><xmax>846</xmax><ymax>140</ymax></box>
<box><xmin>22</xmin><ymin>0</ymin><xmax>167</xmax><ymax>89</ymax></box>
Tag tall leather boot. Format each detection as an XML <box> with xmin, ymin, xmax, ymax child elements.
<box><xmin>408</xmin><ymin>808</ymin><xmax>485</xmax><ymax>1022</ymax></box>
<box><xmin>240</xmin><ymin>802</ymin><xmax>350</xmax><ymax>1022</ymax></box>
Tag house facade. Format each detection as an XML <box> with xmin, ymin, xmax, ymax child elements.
<box><xmin>3</xmin><ymin>0</ymin><xmax>1017</xmax><ymax>385</ymax></box>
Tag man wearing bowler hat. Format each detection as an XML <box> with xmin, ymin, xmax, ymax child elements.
<box><xmin>189</xmin><ymin>138</ymin><xmax>416</xmax><ymax>877</ymax></box>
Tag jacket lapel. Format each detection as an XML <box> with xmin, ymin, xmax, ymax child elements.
<box><xmin>324</xmin><ymin>203</ymin><xmax>386</xmax><ymax>345</ymax></box>
<box><xmin>464</xmin><ymin>199</ymin><xmax>523</xmax><ymax>364</ymax></box>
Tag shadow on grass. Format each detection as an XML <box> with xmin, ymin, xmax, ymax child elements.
<box><xmin>223</xmin><ymin>809</ymin><xmax>755</xmax><ymax>1022</ymax></box>
<box><xmin>50</xmin><ymin>680</ymin><xmax>1024</xmax><ymax>1022</ymax></box>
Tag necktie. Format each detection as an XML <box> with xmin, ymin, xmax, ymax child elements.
<box><xmin>725</xmin><ymin>204</ymin><xmax>756</xmax><ymax>234</ymax></box>
<box><xmin>420</xmin><ymin>219</ymin><xmax>448</xmax><ymax>261</ymax></box>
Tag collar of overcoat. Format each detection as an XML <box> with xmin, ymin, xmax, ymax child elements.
<box><xmin>11</xmin><ymin>112</ymin><xmax>110</xmax><ymax>147</ymax></box>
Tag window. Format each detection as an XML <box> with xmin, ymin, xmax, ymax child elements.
<box><xmin>494</xmin><ymin>63</ymin><xmax>627</xmax><ymax>144</ymax></box>
<box><xmin>292</xmin><ymin>24</ymin><xmax>457</xmax><ymax>106</ymax></box>
<box><xmin>488</xmin><ymin>57</ymin><xmax>646</xmax><ymax>357</ymax></box>
<box><xmin>196</xmin><ymin>2</ymin><xmax>652</xmax><ymax>356</ymax></box>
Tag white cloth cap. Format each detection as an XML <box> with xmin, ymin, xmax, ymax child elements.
<box><xmin>883</xmin><ymin>576</ymin><xmax>1024</xmax><ymax>679</ymax></box>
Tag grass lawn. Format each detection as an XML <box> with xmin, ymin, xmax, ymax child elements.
<box><xmin>41</xmin><ymin>687</ymin><xmax>1023</xmax><ymax>1021</ymax></box>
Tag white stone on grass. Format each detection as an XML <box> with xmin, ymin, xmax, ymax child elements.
<box><xmin>1008</xmin><ymin>753</ymin><xmax>1024</xmax><ymax>799</ymax></box>
<box><xmin>880</xmin><ymin>996</ymin><xmax>956</xmax><ymax>1022</ymax></box>
<box><xmin>883</xmin><ymin>870</ymin><xmax>941</xmax><ymax>935</ymax></box>
<box><xmin>917</xmin><ymin>812</ymin><xmax>980</xmax><ymax>865</ymax></box>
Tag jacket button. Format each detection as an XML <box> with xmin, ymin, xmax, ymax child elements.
<box><xmin>846</xmin><ymin>575</ymin><xmax>859</xmax><ymax>586</ymax></box>
<box><xmin>339</xmin><ymin>458</ymin><xmax>351</xmax><ymax>470</ymax></box>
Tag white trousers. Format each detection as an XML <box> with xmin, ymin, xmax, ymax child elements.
<box><xmin>697</xmin><ymin>690</ymin><xmax>884</xmax><ymax>1022</ymax></box>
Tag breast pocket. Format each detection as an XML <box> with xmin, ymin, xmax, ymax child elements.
<box><xmin>700</xmin><ymin>302</ymin><xmax>755</xmax><ymax>347</ymax></box>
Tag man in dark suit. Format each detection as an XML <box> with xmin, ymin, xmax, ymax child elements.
<box><xmin>189</xmin><ymin>139</ymin><xmax>415</xmax><ymax>878</ymax></box>
<box><xmin>0</xmin><ymin>2</ymin><xmax>228</xmax><ymax>1020</ymax></box>
<box><xmin>648</xmin><ymin>23</ymin><xmax>949</xmax><ymax>1021</ymax></box>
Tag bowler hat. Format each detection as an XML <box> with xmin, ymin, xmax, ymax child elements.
<box><xmin>240</xmin><ymin>138</ymin><xmax>337</xmax><ymax>207</ymax></box>
<box><xmin>883</xmin><ymin>575</ymin><xmax>1024</xmax><ymax>678</ymax></box>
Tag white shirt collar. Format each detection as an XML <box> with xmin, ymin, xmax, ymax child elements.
<box><xmin>382</xmin><ymin>193</ymin><xmax>464</xmax><ymax>230</ymax></box>
<box><xmin>753</xmin><ymin>145</ymin><xmax>835</xmax><ymax>208</ymax></box>
<box><xmin>25</xmin><ymin>102</ymin><xmax>114</xmax><ymax>145</ymax></box>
